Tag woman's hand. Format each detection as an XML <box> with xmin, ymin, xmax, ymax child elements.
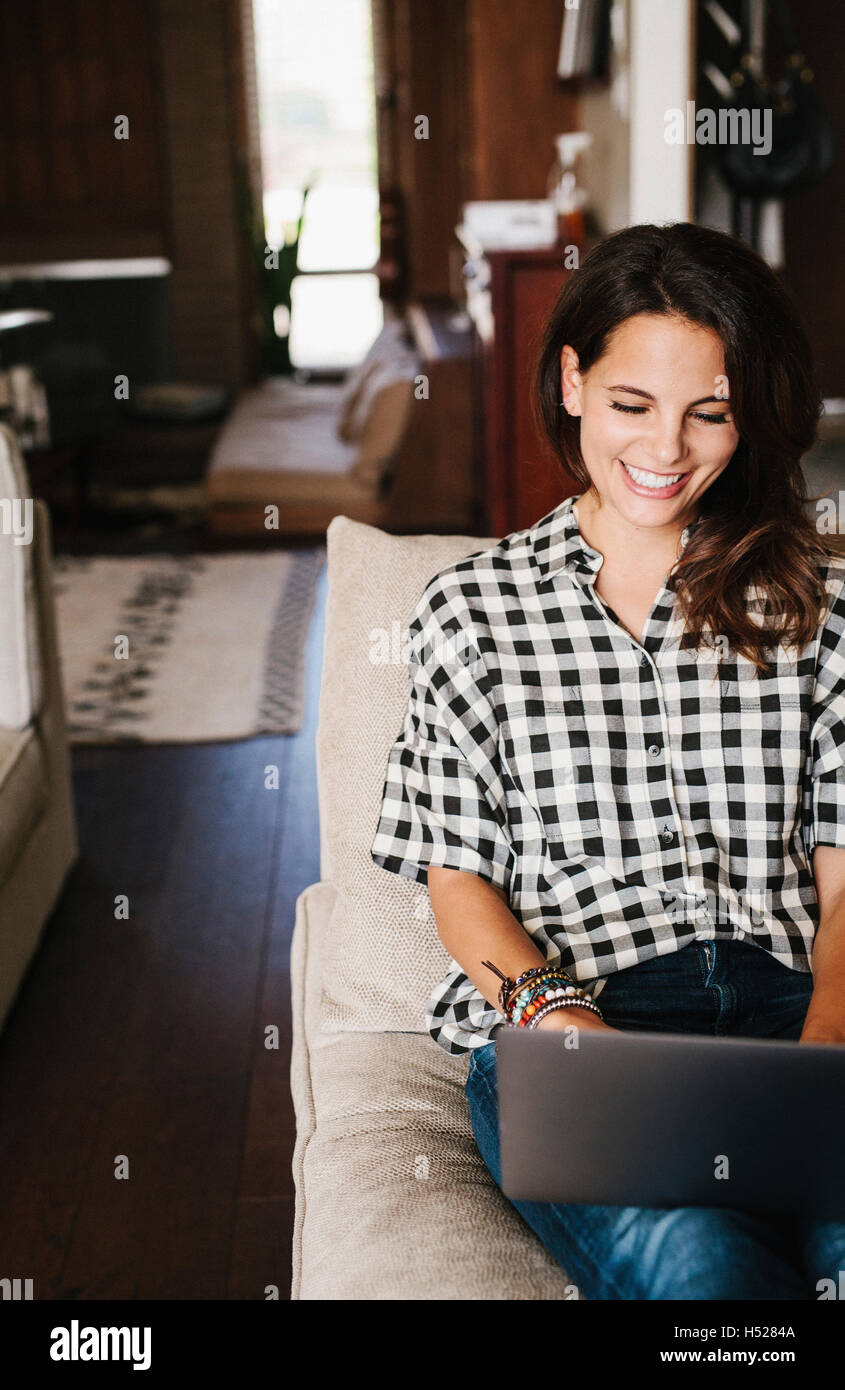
<box><xmin>799</xmin><ymin>1017</ymin><xmax>845</xmax><ymax>1045</ymax></box>
<box><xmin>534</xmin><ymin>1004</ymin><xmax>618</xmax><ymax>1034</ymax></box>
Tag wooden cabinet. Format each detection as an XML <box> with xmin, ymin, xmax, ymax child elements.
<box><xmin>380</xmin><ymin>299</ymin><xmax>476</xmax><ymax>534</ymax></box>
<box><xmin>463</xmin><ymin>243</ymin><xmax>582</xmax><ymax>536</ymax></box>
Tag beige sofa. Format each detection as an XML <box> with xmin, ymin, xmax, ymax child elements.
<box><xmin>206</xmin><ymin>306</ymin><xmax>477</xmax><ymax>541</ymax></box>
<box><xmin>289</xmin><ymin>513</ymin><xmax>578</xmax><ymax>1299</ymax></box>
<box><xmin>206</xmin><ymin>314</ymin><xmax>419</xmax><ymax>538</ymax></box>
<box><xmin>0</xmin><ymin>424</ymin><xmax>78</xmax><ymax>1030</ymax></box>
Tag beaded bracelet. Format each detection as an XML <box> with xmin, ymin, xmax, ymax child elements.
<box><xmin>507</xmin><ymin>970</ymin><xmax>575</xmax><ymax>1016</ymax></box>
<box><xmin>505</xmin><ymin>967</ymin><xmax>578</xmax><ymax>1011</ymax></box>
<box><xmin>514</xmin><ymin>981</ymin><xmax>599</xmax><ymax>1028</ymax></box>
<box><xmin>507</xmin><ymin>962</ymin><xmax>576</xmax><ymax>999</ymax></box>
<box><xmin>509</xmin><ymin>973</ymin><xmax>583</xmax><ymax>1026</ymax></box>
<box><xmin>482</xmin><ymin>959</ymin><xmax>577</xmax><ymax>1016</ymax></box>
<box><xmin>529</xmin><ymin>996</ymin><xmax>605</xmax><ymax>1028</ymax></box>
<box><xmin>527</xmin><ymin>996</ymin><xmax>605</xmax><ymax>1029</ymax></box>
<box><xmin>514</xmin><ymin>984</ymin><xmax>595</xmax><ymax>1027</ymax></box>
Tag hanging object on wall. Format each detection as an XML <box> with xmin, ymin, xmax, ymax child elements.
<box><xmin>557</xmin><ymin>0</ymin><xmax>612</xmax><ymax>82</ymax></box>
<box><xmin>714</xmin><ymin>0</ymin><xmax>834</xmax><ymax>199</ymax></box>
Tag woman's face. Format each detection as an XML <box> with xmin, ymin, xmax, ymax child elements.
<box><xmin>560</xmin><ymin>312</ymin><xmax>740</xmax><ymax>531</ymax></box>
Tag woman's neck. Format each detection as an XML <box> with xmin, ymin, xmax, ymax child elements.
<box><xmin>573</xmin><ymin>492</ymin><xmax>694</xmax><ymax>577</ymax></box>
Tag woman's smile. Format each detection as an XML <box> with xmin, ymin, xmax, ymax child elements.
<box><xmin>617</xmin><ymin>457</ymin><xmax>691</xmax><ymax>497</ymax></box>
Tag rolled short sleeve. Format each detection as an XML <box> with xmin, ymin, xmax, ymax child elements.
<box><xmin>370</xmin><ymin>577</ymin><xmax>513</xmax><ymax>892</ymax></box>
<box><xmin>806</xmin><ymin>573</ymin><xmax>845</xmax><ymax>855</ymax></box>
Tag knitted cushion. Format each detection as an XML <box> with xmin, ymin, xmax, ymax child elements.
<box><xmin>336</xmin><ymin>314</ymin><xmax>410</xmax><ymax>443</ymax></box>
<box><xmin>317</xmin><ymin>515</ymin><xmax>499</xmax><ymax>1033</ymax></box>
<box><xmin>342</xmin><ymin>341</ymin><xmax>417</xmax><ymax>444</ymax></box>
<box><xmin>348</xmin><ymin>372</ymin><xmax>416</xmax><ymax>488</ymax></box>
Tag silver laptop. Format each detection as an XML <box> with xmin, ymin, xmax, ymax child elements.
<box><xmin>496</xmin><ymin>1027</ymin><xmax>845</xmax><ymax>1217</ymax></box>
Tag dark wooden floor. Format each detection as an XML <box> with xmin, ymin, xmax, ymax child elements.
<box><xmin>0</xmin><ymin>557</ymin><xmax>327</xmax><ymax>1300</ymax></box>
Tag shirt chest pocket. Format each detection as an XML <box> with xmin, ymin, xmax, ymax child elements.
<box><xmin>498</xmin><ymin>692</ymin><xmax>602</xmax><ymax>856</ymax></box>
<box><xmin>720</xmin><ymin>680</ymin><xmax>806</xmax><ymax>802</ymax></box>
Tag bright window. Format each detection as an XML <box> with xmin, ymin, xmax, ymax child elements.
<box><xmin>252</xmin><ymin>0</ymin><xmax>382</xmax><ymax>369</ymax></box>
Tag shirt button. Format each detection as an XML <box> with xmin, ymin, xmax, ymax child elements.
<box><xmin>647</xmin><ymin>743</ymin><xmax>661</xmax><ymax>757</ymax></box>
<box><xmin>640</xmin><ymin>653</ymin><xmax>649</xmax><ymax>666</ymax></box>
<box><xmin>660</xmin><ymin>826</ymin><xmax>675</xmax><ymax>845</ymax></box>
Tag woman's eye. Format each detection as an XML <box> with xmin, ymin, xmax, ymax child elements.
<box><xmin>610</xmin><ymin>402</ymin><xmax>731</xmax><ymax>425</ymax></box>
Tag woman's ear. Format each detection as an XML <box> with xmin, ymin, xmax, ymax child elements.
<box><xmin>560</xmin><ymin>345</ymin><xmax>584</xmax><ymax>417</ymax></box>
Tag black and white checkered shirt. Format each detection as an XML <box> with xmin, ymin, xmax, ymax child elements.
<box><xmin>370</xmin><ymin>493</ymin><xmax>845</xmax><ymax>1056</ymax></box>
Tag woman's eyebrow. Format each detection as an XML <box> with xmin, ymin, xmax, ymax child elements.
<box><xmin>605</xmin><ymin>384</ymin><xmax>730</xmax><ymax>406</ymax></box>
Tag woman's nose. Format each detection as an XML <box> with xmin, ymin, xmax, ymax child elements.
<box><xmin>646</xmin><ymin>417</ymin><xmax>687</xmax><ymax>468</ymax></box>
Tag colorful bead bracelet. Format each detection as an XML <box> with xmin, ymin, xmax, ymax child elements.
<box><xmin>482</xmin><ymin>959</ymin><xmax>577</xmax><ymax>1015</ymax></box>
<box><xmin>482</xmin><ymin>957</ymin><xmax>604</xmax><ymax>1028</ymax></box>
<box><xmin>509</xmin><ymin>972</ymin><xmax>579</xmax><ymax>1024</ymax></box>
<box><xmin>508</xmin><ymin>969</ymin><xmax>573</xmax><ymax>1008</ymax></box>
<box><xmin>526</xmin><ymin>995</ymin><xmax>605</xmax><ymax>1029</ymax></box>
<box><xmin>513</xmin><ymin>980</ymin><xmax>598</xmax><ymax>1028</ymax></box>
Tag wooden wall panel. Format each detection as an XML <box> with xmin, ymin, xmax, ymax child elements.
<box><xmin>388</xmin><ymin>0</ymin><xmax>470</xmax><ymax>299</ymax></box>
<box><xmin>377</xmin><ymin>0</ymin><xmax>581</xmax><ymax>300</ymax></box>
<box><xmin>782</xmin><ymin>1</ymin><xmax>845</xmax><ymax>397</ymax></box>
<box><xmin>154</xmin><ymin>0</ymin><xmax>253</xmax><ymax>385</ymax></box>
<box><xmin>0</xmin><ymin>0</ymin><xmax>166</xmax><ymax>260</ymax></box>
<box><xmin>465</xmin><ymin>0</ymin><xmax>580</xmax><ymax>202</ymax></box>
<box><xmin>0</xmin><ymin>0</ymin><xmax>255</xmax><ymax>385</ymax></box>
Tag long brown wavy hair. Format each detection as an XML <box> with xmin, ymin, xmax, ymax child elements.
<box><xmin>533</xmin><ymin>221</ymin><xmax>835</xmax><ymax>673</ymax></box>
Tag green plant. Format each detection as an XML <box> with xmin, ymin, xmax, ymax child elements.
<box><xmin>234</xmin><ymin>155</ymin><xmax>315</xmax><ymax>376</ymax></box>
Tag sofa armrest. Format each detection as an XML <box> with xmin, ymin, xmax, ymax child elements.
<box><xmin>0</xmin><ymin>424</ymin><xmax>43</xmax><ymax>729</ymax></box>
<box><xmin>290</xmin><ymin>878</ymin><xmax>338</xmax><ymax>1300</ymax></box>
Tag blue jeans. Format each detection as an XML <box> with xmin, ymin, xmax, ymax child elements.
<box><xmin>465</xmin><ymin>938</ymin><xmax>845</xmax><ymax>1300</ymax></box>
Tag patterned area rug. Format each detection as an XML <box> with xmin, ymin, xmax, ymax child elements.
<box><xmin>52</xmin><ymin>547</ymin><xmax>326</xmax><ymax>743</ymax></box>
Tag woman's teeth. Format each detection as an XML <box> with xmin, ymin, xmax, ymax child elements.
<box><xmin>621</xmin><ymin>461</ymin><xmax>687</xmax><ymax>489</ymax></box>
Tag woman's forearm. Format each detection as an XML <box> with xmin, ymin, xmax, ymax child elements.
<box><xmin>428</xmin><ymin>864</ymin><xmax>547</xmax><ymax>1011</ymax></box>
<box><xmin>426</xmin><ymin>864</ymin><xmax>608</xmax><ymax>1030</ymax></box>
<box><xmin>801</xmin><ymin>903</ymin><xmax>845</xmax><ymax>1042</ymax></box>
<box><xmin>801</xmin><ymin>847</ymin><xmax>845</xmax><ymax>1042</ymax></box>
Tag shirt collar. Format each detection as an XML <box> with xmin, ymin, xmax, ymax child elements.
<box><xmin>531</xmin><ymin>492</ymin><xmax>700</xmax><ymax>585</ymax></box>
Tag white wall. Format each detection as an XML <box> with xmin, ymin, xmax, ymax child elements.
<box><xmin>580</xmin><ymin>0</ymin><xmax>693</xmax><ymax>233</ymax></box>
<box><xmin>580</xmin><ymin>0</ymin><xmax>632</xmax><ymax>234</ymax></box>
<box><xmin>628</xmin><ymin>0</ymin><xmax>694</xmax><ymax>225</ymax></box>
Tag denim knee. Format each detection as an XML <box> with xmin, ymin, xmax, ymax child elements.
<box><xmin>795</xmin><ymin>1218</ymin><xmax>845</xmax><ymax>1296</ymax></box>
<box><xmin>608</xmin><ymin>1206</ymin><xmax>809</xmax><ymax>1301</ymax></box>
<box><xmin>465</xmin><ymin>1042</ymin><xmax>502</xmax><ymax>1184</ymax></box>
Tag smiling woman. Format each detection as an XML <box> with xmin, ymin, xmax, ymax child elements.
<box><xmin>534</xmin><ymin>220</ymin><xmax>832</xmax><ymax>674</ymax></box>
<box><xmin>558</xmin><ymin>310</ymin><xmax>742</xmax><ymax>644</ymax></box>
<box><xmin>371</xmin><ymin>219</ymin><xmax>845</xmax><ymax>1301</ymax></box>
